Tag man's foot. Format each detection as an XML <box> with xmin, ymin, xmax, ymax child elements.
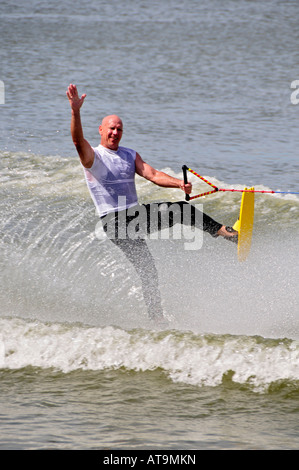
<box><xmin>216</xmin><ymin>225</ymin><xmax>238</xmax><ymax>243</ymax></box>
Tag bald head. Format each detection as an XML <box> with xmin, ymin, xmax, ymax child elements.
<box><xmin>101</xmin><ymin>115</ymin><xmax>123</xmax><ymax>127</ymax></box>
<box><xmin>99</xmin><ymin>115</ymin><xmax>123</xmax><ymax>150</ymax></box>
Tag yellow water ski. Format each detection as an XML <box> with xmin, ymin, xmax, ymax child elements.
<box><xmin>233</xmin><ymin>188</ymin><xmax>254</xmax><ymax>262</ymax></box>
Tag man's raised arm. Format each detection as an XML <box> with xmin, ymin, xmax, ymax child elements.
<box><xmin>66</xmin><ymin>84</ymin><xmax>94</xmax><ymax>168</ymax></box>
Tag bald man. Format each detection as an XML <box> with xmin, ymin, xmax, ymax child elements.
<box><xmin>66</xmin><ymin>84</ymin><xmax>237</xmax><ymax>323</ymax></box>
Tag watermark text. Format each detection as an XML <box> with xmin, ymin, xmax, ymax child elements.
<box><xmin>290</xmin><ymin>80</ymin><xmax>299</xmax><ymax>104</ymax></box>
<box><xmin>0</xmin><ymin>81</ymin><xmax>4</xmax><ymax>104</ymax></box>
<box><xmin>94</xmin><ymin>198</ymin><xmax>204</xmax><ymax>251</ymax></box>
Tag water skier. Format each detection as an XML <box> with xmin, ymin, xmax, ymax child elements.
<box><xmin>66</xmin><ymin>84</ymin><xmax>237</xmax><ymax>322</ymax></box>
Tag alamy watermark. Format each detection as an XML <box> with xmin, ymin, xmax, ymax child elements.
<box><xmin>290</xmin><ymin>80</ymin><xmax>299</xmax><ymax>104</ymax></box>
<box><xmin>94</xmin><ymin>198</ymin><xmax>204</xmax><ymax>251</ymax></box>
<box><xmin>0</xmin><ymin>81</ymin><xmax>4</xmax><ymax>104</ymax></box>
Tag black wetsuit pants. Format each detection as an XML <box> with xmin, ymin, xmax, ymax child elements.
<box><xmin>101</xmin><ymin>201</ymin><xmax>222</xmax><ymax>319</ymax></box>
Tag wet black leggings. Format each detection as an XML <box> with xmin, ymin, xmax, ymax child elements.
<box><xmin>101</xmin><ymin>201</ymin><xmax>222</xmax><ymax>319</ymax></box>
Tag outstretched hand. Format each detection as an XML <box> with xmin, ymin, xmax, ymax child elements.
<box><xmin>66</xmin><ymin>84</ymin><xmax>86</xmax><ymax>112</ymax></box>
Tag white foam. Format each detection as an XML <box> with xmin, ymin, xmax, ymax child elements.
<box><xmin>1</xmin><ymin>318</ymin><xmax>298</xmax><ymax>392</ymax></box>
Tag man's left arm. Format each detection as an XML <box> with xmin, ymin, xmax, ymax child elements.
<box><xmin>135</xmin><ymin>153</ymin><xmax>192</xmax><ymax>195</ymax></box>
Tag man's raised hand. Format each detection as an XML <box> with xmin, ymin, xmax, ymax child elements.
<box><xmin>66</xmin><ymin>84</ymin><xmax>86</xmax><ymax>112</ymax></box>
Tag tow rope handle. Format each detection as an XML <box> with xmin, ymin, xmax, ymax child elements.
<box><xmin>182</xmin><ymin>165</ymin><xmax>190</xmax><ymax>201</ymax></box>
<box><xmin>182</xmin><ymin>165</ymin><xmax>219</xmax><ymax>201</ymax></box>
<box><xmin>182</xmin><ymin>164</ymin><xmax>299</xmax><ymax>199</ymax></box>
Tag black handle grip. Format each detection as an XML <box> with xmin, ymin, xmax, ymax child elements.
<box><xmin>182</xmin><ymin>165</ymin><xmax>190</xmax><ymax>201</ymax></box>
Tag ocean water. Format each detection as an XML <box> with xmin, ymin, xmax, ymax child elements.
<box><xmin>0</xmin><ymin>0</ymin><xmax>299</xmax><ymax>450</ymax></box>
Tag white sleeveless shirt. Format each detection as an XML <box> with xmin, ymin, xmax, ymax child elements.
<box><xmin>83</xmin><ymin>144</ymin><xmax>138</xmax><ymax>217</ymax></box>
